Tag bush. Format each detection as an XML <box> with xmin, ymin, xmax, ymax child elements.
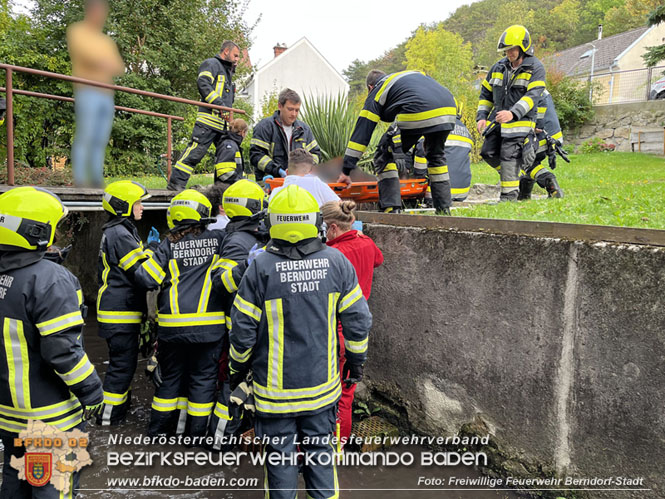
<box><xmin>546</xmin><ymin>69</ymin><xmax>595</xmax><ymax>132</ymax></box>
<box><xmin>0</xmin><ymin>163</ymin><xmax>73</xmax><ymax>186</ymax></box>
<box><xmin>578</xmin><ymin>137</ymin><xmax>616</xmax><ymax>154</ymax></box>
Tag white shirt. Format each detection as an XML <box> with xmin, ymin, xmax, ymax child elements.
<box><xmin>283</xmin><ymin>124</ymin><xmax>293</xmax><ymax>145</ymax></box>
<box><xmin>269</xmin><ymin>174</ymin><xmax>341</xmax><ymax>207</ymax></box>
<box><xmin>207</xmin><ymin>213</ymin><xmax>229</xmax><ymax>231</ymax></box>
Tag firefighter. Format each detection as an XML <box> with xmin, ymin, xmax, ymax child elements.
<box><xmin>230</xmin><ymin>184</ymin><xmax>372</xmax><ymax>499</ymax></box>
<box><xmin>518</xmin><ymin>90</ymin><xmax>564</xmax><ymax>199</ymax></box>
<box><xmin>214</xmin><ymin>118</ymin><xmax>248</xmax><ymax>185</ymax></box>
<box><xmin>96</xmin><ymin>180</ymin><xmax>151</xmax><ymax>425</ymax></box>
<box><xmin>340</xmin><ymin>70</ymin><xmax>457</xmax><ymax>214</ymax></box>
<box><xmin>477</xmin><ymin>25</ymin><xmax>547</xmax><ymax>201</ymax></box>
<box><xmin>168</xmin><ymin>40</ymin><xmax>240</xmax><ymax>191</ymax></box>
<box><xmin>134</xmin><ymin>190</ymin><xmax>226</xmax><ymax>438</ymax></box>
<box><xmin>208</xmin><ymin>179</ymin><xmax>269</xmax><ymax>449</ymax></box>
<box><xmin>0</xmin><ymin>187</ymin><xmax>103</xmax><ymax>498</ymax></box>
<box><xmin>250</xmin><ymin>88</ymin><xmax>321</xmax><ymax>182</ymax></box>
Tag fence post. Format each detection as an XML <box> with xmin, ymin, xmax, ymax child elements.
<box><xmin>646</xmin><ymin>67</ymin><xmax>653</xmax><ymax>101</ymax></box>
<box><xmin>6</xmin><ymin>68</ymin><xmax>14</xmax><ymax>185</ymax></box>
<box><xmin>166</xmin><ymin>117</ymin><xmax>172</xmax><ymax>180</ymax></box>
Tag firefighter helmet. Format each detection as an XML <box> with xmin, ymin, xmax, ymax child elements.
<box><xmin>497</xmin><ymin>25</ymin><xmax>534</xmax><ymax>56</ymax></box>
<box><xmin>266</xmin><ymin>185</ymin><xmax>322</xmax><ymax>243</ymax></box>
<box><xmin>0</xmin><ymin>186</ymin><xmax>68</xmax><ymax>251</ymax></box>
<box><xmin>103</xmin><ymin>180</ymin><xmax>151</xmax><ymax>217</ymax></box>
<box><xmin>223</xmin><ymin>179</ymin><xmax>266</xmax><ymax>219</ymax></box>
<box><xmin>167</xmin><ymin>189</ymin><xmax>214</xmax><ymax>229</ymax></box>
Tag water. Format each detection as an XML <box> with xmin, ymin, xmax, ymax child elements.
<box><xmin>2</xmin><ymin>314</ymin><xmax>519</xmax><ymax>499</ymax></box>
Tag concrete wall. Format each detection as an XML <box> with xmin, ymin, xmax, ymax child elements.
<box><xmin>570</xmin><ymin>99</ymin><xmax>665</xmax><ymax>152</ymax></box>
<box><xmin>362</xmin><ymin>223</ymin><xmax>665</xmax><ymax>496</ymax></box>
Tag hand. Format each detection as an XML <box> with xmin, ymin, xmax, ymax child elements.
<box><xmin>147</xmin><ymin>227</ymin><xmax>160</xmax><ymax>245</ymax></box>
<box><xmin>395</xmin><ymin>157</ymin><xmax>407</xmax><ymax>173</ymax></box>
<box><xmin>145</xmin><ymin>354</ymin><xmax>162</xmax><ymax>388</ymax></box>
<box><xmin>337</xmin><ymin>173</ymin><xmax>352</xmax><ymax>186</ymax></box>
<box><xmin>477</xmin><ymin>120</ymin><xmax>487</xmax><ymax>134</ymax></box>
<box><xmin>495</xmin><ymin>111</ymin><xmax>513</xmax><ymax>124</ymax></box>
<box><xmin>247</xmin><ymin>243</ymin><xmax>265</xmax><ymax>265</ymax></box>
<box><xmin>342</xmin><ymin>362</ymin><xmax>364</xmax><ymax>387</ymax></box>
<box><xmin>83</xmin><ymin>402</ymin><xmax>103</xmax><ymax>421</ymax></box>
<box><xmin>278</xmin><ymin>168</ymin><xmax>287</xmax><ymax>178</ymax></box>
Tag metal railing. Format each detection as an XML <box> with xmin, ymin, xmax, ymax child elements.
<box><xmin>1</xmin><ymin>63</ymin><xmax>246</xmax><ymax>185</ymax></box>
<box><xmin>573</xmin><ymin>65</ymin><xmax>665</xmax><ymax>105</ymax></box>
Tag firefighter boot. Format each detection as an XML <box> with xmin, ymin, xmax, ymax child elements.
<box><xmin>518</xmin><ymin>177</ymin><xmax>535</xmax><ymax>200</ymax></box>
<box><xmin>545</xmin><ymin>176</ymin><xmax>564</xmax><ymax>198</ymax></box>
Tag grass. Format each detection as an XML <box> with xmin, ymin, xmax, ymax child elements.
<box><xmin>458</xmin><ymin>152</ymin><xmax>665</xmax><ymax>229</ymax></box>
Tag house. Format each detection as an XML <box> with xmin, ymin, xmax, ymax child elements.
<box><xmin>240</xmin><ymin>37</ymin><xmax>349</xmax><ymax>120</ymax></box>
<box><xmin>549</xmin><ymin>24</ymin><xmax>665</xmax><ymax>104</ymax></box>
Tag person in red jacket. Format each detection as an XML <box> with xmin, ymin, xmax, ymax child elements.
<box><xmin>321</xmin><ymin>200</ymin><xmax>383</xmax><ymax>446</ymax></box>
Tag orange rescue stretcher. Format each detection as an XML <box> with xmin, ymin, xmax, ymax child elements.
<box><xmin>264</xmin><ymin>178</ymin><xmax>429</xmax><ymax>203</ymax></box>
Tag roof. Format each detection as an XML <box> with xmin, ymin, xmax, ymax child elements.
<box><xmin>549</xmin><ymin>26</ymin><xmax>652</xmax><ymax>76</ymax></box>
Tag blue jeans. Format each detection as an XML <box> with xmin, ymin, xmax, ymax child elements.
<box><xmin>72</xmin><ymin>87</ymin><xmax>115</xmax><ymax>187</ymax></box>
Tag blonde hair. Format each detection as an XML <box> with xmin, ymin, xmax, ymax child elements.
<box><xmin>321</xmin><ymin>200</ymin><xmax>356</xmax><ymax>231</ymax></box>
<box><xmin>231</xmin><ymin>118</ymin><xmax>248</xmax><ymax>135</ymax></box>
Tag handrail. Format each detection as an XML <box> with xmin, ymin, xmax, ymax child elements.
<box><xmin>2</xmin><ymin>63</ymin><xmax>246</xmax><ymax>185</ymax></box>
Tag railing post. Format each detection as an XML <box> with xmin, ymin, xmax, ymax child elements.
<box><xmin>646</xmin><ymin>67</ymin><xmax>653</xmax><ymax>101</ymax></box>
<box><xmin>6</xmin><ymin>68</ymin><xmax>14</xmax><ymax>185</ymax></box>
<box><xmin>166</xmin><ymin>117</ymin><xmax>172</xmax><ymax>180</ymax></box>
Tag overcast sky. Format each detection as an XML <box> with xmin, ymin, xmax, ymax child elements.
<box><xmin>244</xmin><ymin>0</ymin><xmax>475</xmax><ymax>74</ymax></box>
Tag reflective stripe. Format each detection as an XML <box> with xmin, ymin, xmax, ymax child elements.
<box><xmin>375</xmin><ymin>71</ymin><xmax>419</xmax><ymax>105</ymax></box>
<box><xmin>58</xmin><ymin>355</ymin><xmax>94</xmax><ymax>386</ymax></box>
<box><xmin>157</xmin><ymin>312</ymin><xmax>226</xmax><ymax>327</ymax></box>
<box><xmin>222</xmin><ymin>269</ymin><xmax>238</xmax><ymax>293</ymax></box>
<box><xmin>197</xmin><ymin>255</ymin><xmax>219</xmax><ymax>313</ymax></box>
<box><xmin>214</xmin><ymin>401</ymin><xmax>231</xmax><ymax>420</ymax></box>
<box><xmin>359</xmin><ymin>109</ymin><xmax>380</xmax><ymax>122</ymax></box>
<box><xmin>230</xmin><ymin>344</ymin><xmax>252</xmax><ymax>364</ymax></box>
<box><xmin>552</xmin><ymin>131</ymin><xmax>563</xmax><ymax>142</ymax></box>
<box><xmin>414</xmin><ymin>156</ymin><xmax>427</xmax><ymax>165</ymax></box>
<box><xmin>97</xmin><ymin>310</ymin><xmax>142</xmax><ymax>324</ymax></box>
<box><xmin>305</xmin><ymin>140</ymin><xmax>318</xmax><ymax>152</ymax></box>
<box><xmin>187</xmin><ymin>401</ymin><xmax>214</xmax><ymax>417</ymax></box>
<box><xmin>327</xmin><ymin>293</ymin><xmax>339</xmax><ymax>382</ymax></box>
<box><xmin>451</xmin><ymin>186</ymin><xmax>471</xmax><ymax>195</ymax></box>
<box><xmin>378</xmin><ymin>169</ymin><xmax>399</xmax><ymax>181</ymax></box>
<box><xmin>205</xmin><ymin>89</ymin><xmax>220</xmax><ymax>104</ymax></box>
<box><xmin>169</xmin><ymin>260</ymin><xmax>180</xmax><ymax>314</ymax></box>
<box><xmin>482</xmin><ymin>79</ymin><xmax>492</xmax><ymax>91</ymax></box>
<box><xmin>52</xmin><ymin>409</ymin><xmax>84</xmax><ymax>431</ymax></box>
<box><xmin>430</xmin><ymin>174</ymin><xmax>449</xmax><ymax>183</ymax></box>
<box><xmin>196</xmin><ymin>112</ymin><xmax>226</xmax><ymax>124</ymax></box>
<box><xmin>537</xmin><ymin>106</ymin><xmax>547</xmax><ymax>120</ymax></box>
<box><xmin>4</xmin><ymin>318</ymin><xmax>30</xmax><ymax>409</ymax></box>
<box><xmin>491</xmin><ymin>72</ymin><xmax>504</xmax><ymax>81</ymax></box>
<box><xmin>215</xmin><ymin>161</ymin><xmax>236</xmax><ymax>175</ymax></box>
<box><xmin>501</xmin><ymin>180</ymin><xmax>520</xmax><ymax>191</ymax></box>
<box><xmin>527</xmin><ymin>80</ymin><xmax>546</xmax><ymax>91</ymax></box>
<box><xmin>118</xmin><ymin>246</ymin><xmax>145</xmax><ymax>271</ymax></box>
<box><xmin>339</xmin><ymin>284</ymin><xmax>362</xmax><ymax>313</ymax></box>
<box><xmin>258</xmin><ymin>155</ymin><xmax>272</xmax><ymax>170</ymax></box>
<box><xmin>515</xmin><ymin>96</ymin><xmax>533</xmax><ymax>116</ymax></box>
<box><xmin>97</xmin><ymin>252</ymin><xmax>110</xmax><ymax>318</ymax></box>
<box><xmin>345</xmin><ymin>337</ymin><xmax>368</xmax><ymax>354</ymax></box>
<box><xmin>396</xmin><ymin>108</ymin><xmax>456</xmax><ymax>130</ymax></box>
<box><xmin>174</xmin><ymin>161</ymin><xmax>194</xmax><ymax>174</ymax></box>
<box><xmin>347</xmin><ymin>141</ymin><xmax>367</xmax><ymax>153</ymax></box>
<box><xmin>198</xmin><ymin>71</ymin><xmax>214</xmax><ymax>82</ymax></box>
<box><xmin>446</xmin><ymin>139</ymin><xmax>473</xmax><ymax>149</ymax></box>
<box><xmin>501</xmin><ymin>120</ymin><xmax>535</xmax><ymax>136</ymax></box>
<box><xmin>254</xmin><ymin>383</ymin><xmax>341</xmax><ymax>415</ymax></box>
<box><xmin>76</xmin><ymin>289</ymin><xmax>83</xmax><ymax>306</ymax></box>
<box><xmin>530</xmin><ymin>164</ymin><xmax>546</xmax><ymax>179</ymax></box>
<box><xmin>250</xmin><ymin>138</ymin><xmax>270</xmax><ymax>150</ymax></box>
<box><xmin>428</xmin><ymin>165</ymin><xmax>448</xmax><ymax>175</ymax></box>
<box><xmin>226</xmin><ymin>316</ymin><xmax>232</xmax><ymax>330</ymax></box>
<box><xmin>36</xmin><ymin>311</ymin><xmax>84</xmax><ymax>336</ymax></box>
<box><xmin>234</xmin><ymin>294</ymin><xmax>262</xmax><ymax>322</ymax></box>
<box><xmin>104</xmin><ymin>390</ymin><xmax>129</xmax><ymax>406</ymax></box>
<box><xmin>515</xmin><ymin>72</ymin><xmax>532</xmax><ymax>81</ymax></box>
<box><xmin>0</xmin><ymin>396</ymin><xmax>80</xmax><ymax>419</ymax></box>
<box><xmin>151</xmin><ymin>396</ymin><xmax>177</xmax><ymax>412</ymax></box>
<box><xmin>266</xmin><ymin>299</ymin><xmax>284</xmax><ymax>390</ymax></box>
<box><xmin>141</xmin><ymin>257</ymin><xmax>166</xmax><ymax>285</ymax></box>
<box><xmin>254</xmin><ymin>375</ymin><xmax>340</xmax><ymax>400</ymax></box>
<box><xmin>0</xmin><ymin>416</ymin><xmax>26</xmax><ymax>433</ymax></box>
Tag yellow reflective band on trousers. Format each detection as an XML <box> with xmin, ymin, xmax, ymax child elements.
<box><xmin>266</xmin><ymin>299</ymin><xmax>284</xmax><ymax>390</ymax></box>
<box><xmin>97</xmin><ymin>310</ymin><xmax>142</xmax><ymax>324</ymax></box>
<box><xmin>501</xmin><ymin>180</ymin><xmax>520</xmax><ymax>188</ymax></box>
<box><xmin>152</xmin><ymin>396</ymin><xmax>177</xmax><ymax>412</ymax></box>
<box><xmin>415</xmin><ymin>156</ymin><xmax>427</xmax><ymax>165</ymax></box>
<box><xmin>118</xmin><ymin>245</ymin><xmax>145</xmax><ymax>271</ymax></box>
<box><xmin>327</xmin><ymin>293</ymin><xmax>340</xmax><ymax>382</ymax></box>
<box><xmin>197</xmin><ymin>255</ymin><xmax>219</xmax><ymax>313</ymax></box>
<box><xmin>3</xmin><ymin>318</ymin><xmax>30</xmax><ymax>409</ymax></box>
<box><xmin>378</xmin><ymin>164</ymin><xmax>399</xmax><ymax>181</ymax></box>
<box><xmin>104</xmin><ymin>390</ymin><xmax>129</xmax><ymax>406</ymax></box>
<box><xmin>215</xmin><ymin>162</ymin><xmax>236</xmax><ymax>176</ymax></box>
<box><xmin>530</xmin><ymin>164</ymin><xmax>545</xmax><ymax>179</ymax></box>
<box><xmin>169</xmin><ymin>260</ymin><xmax>180</xmax><ymax>314</ymax></box>
<box><xmin>451</xmin><ymin>186</ymin><xmax>471</xmax><ymax>195</ymax></box>
<box><xmin>234</xmin><ymin>294</ymin><xmax>262</xmax><ymax>322</ymax></box>
<box><xmin>339</xmin><ymin>284</ymin><xmax>362</xmax><ymax>313</ymax></box>
<box><xmin>187</xmin><ymin>400</ymin><xmax>214</xmax><ymax>417</ymax></box>
<box><xmin>428</xmin><ymin>165</ymin><xmax>448</xmax><ymax>175</ymax></box>
<box><xmin>36</xmin><ymin>311</ymin><xmax>84</xmax><ymax>336</ymax></box>
<box><xmin>158</xmin><ymin>312</ymin><xmax>226</xmax><ymax>327</ymax></box>
<box><xmin>214</xmin><ymin>401</ymin><xmax>231</xmax><ymax>420</ymax></box>
<box><xmin>57</xmin><ymin>355</ymin><xmax>94</xmax><ymax>387</ymax></box>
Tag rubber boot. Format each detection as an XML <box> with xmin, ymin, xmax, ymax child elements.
<box><xmin>518</xmin><ymin>177</ymin><xmax>534</xmax><ymax>200</ymax></box>
<box><xmin>545</xmin><ymin>177</ymin><xmax>564</xmax><ymax>198</ymax></box>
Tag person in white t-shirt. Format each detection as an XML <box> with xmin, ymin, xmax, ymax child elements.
<box><xmin>269</xmin><ymin>149</ymin><xmax>341</xmax><ymax>207</ymax></box>
<box><xmin>204</xmin><ymin>183</ymin><xmax>230</xmax><ymax>230</ymax></box>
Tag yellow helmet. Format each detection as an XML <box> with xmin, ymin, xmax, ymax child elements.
<box><xmin>167</xmin><ymin>189</ymin><xmax>213</xmax><ymax>229</ymax></box>
<box><xmin>103</xmin><ymin>180</ymin><xmax>151</xmax><ymax>217</ymax></box>
<box><xmin>0</xmin><ymin>186</ymin><xmax>68</xmax><ymax>251</ymax></box>
<box><xmin>497</xmin><ymin>25</ymin><xmax>534</xmax><ymax>56</ymax></box>
<box><xmin>266</xmin><ymin>185</ymin><xmax>321</xmax><ymax>243</ymax></box>
<box><xmin>223</xmin><ymin>179</ymin><xmax>266</xmax><ymax>219</ymax></box>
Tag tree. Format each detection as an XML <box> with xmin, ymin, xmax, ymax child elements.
<box><xmin>642</xmin><ymin>4</ymin><xmax>665</xmax><ymax>67</ymax></box>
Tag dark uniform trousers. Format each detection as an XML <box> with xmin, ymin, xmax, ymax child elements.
<box><xmin>99</xmin><ymin>327</ymin><xmax>139</xmax><ymax>425</ymax></box>
<box><xmin>256</xmin><ymin>406</ymin><xmax>338</xmax><ymax>499</ymax></box>
<box><xmin>169</xmin><ymin>123</ymin><xmax>228</xmax><ymax>190</ymax></box>
<box><xmin>519</xmin><ymin>131</ymin><xmax>558</xmax><ymax>197</ymax></box>
<box><xmin>0</xmin><ymin>423</ymin><xmax>86</xmax><ymax>498</ymax></box>
<box><xmin>148</xmin><ymin>340</ymin><xmax>222</xmax><ymax>438</ymax></box>
<box><xmin>402</xmin><ymin>130</ymin><xmax>451</xmax><ymax>211</ymax></box>
<box><xmin>480</xmin><ymin>127</ymin><xmax>524</xmax><ymax>201</ymax></box>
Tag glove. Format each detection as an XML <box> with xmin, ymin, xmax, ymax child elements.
<box><xmin>352</xmin><ymin>221</ymin><xmax>363</xmax><ymax>232</ymax></box>
<box><xmin>145</xmin><ymin>355</ymin><xmax>162</xmax><ymax>388</ymax></box>
<box><xmin>139</xmin><ymin>321</ymin><xmax>155</xmax><ymax>358</ymax></box>
<box><xmin>147</xmin><ymin>227</ymin><xmax>160</xmax><ymax>245</ymax></box>
<box><xmin>229</xmin><ymin>369</ymin><xmax>248</xmax><ymax>392</ymax></box>
<box><xmin>247</xmin><ymin>243</ymin><xmax>265</xmax><ymax>265</ymax></box>
<box><xmin>278</xmin><ymin>168</ymin><xmax>287</xmax><ymax>178</ymax></box>
<box><xmin>83</xmin><ymin>402</ymin><xmax>103</xmax><ymax>421</ymax></box>
<box><xmin>395</xmin><ymin>157</ymin><xmax>407</xmax><ymax>174</ymax></box>
<box><xmin>342</xmin><ymin>362</ymin><xmax>364</xmax><ymax>388</ymax></box>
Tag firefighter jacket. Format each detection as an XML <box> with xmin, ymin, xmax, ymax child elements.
<box><xmin>215</xmin><ymin>131</ymin><xmax>245</xmax><ymax>181</ymax></box>
<box><xmin>0</xmin><ymin>251</ymin><xmax>103</xmax><ymax>434</ymax></box>
<box><xmin>97</xmin><ymin>217</ymin><xmax>149</xmax><ymax>335</ymax></box>
<box><xmin>212</xmin><ymin>217</ymin><xmax>270</xmax><ymax>308</ymax></box>
<box><xmin>229</xmin><ymin>239</ymin><xmax>372</xmax><ymax>417</ymax></box>
<box><xmin>476</xmin><ymin>55</ymin><xmax>546</xmax><ymax>138</ymax></box>
<box><xmin>343</xmin><ymin>71</ymin><xmax>457</xmax><ymax>175</ymax></box>
<box><xmin>134</xmin><ymin>229</ymin><xmax>227</xmax><ymax>343</ymax></box>
<box><xmin>196</xmin><ymin>55</ymin><xmax>235</xmax><ymax>132</ymax></box>
<box><xmin>250</xmin><ymin>111</ymin><xmax>321</xmax><ymax>181</ymax></box>
<box><xmin>536</xmin><ymin>90</ymin><xmax>563</xmax><ymax>149</ymax></box>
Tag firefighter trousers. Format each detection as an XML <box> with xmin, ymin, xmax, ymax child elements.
<box><xmin>255</xmin><ymin>406</ymin><xmax>338</xmax><ymax>499</ymax></box>
<box><xmin>99</xmin><ymin>328</ymin><xmax>139</xmax><ymax>426</ymax></box>
<box><xmin>480</xmin><ymin>127</ymin><xmax>525</xmax><ymax>201</ymax></box>
<box><xmin>168</xmin><ymin>122</ymin><xmax>228</xmax><ymax>190</ymax></box>
<box><xmin>402</xmin><ymin>130</ymin><xmax>452</xmax><ymax>211</ymax></box>
<box><xmin>148</xmin><ymin>340</ymin><xmax>222</xmax><ymax>438</ymax></box>
<box><xmin>1</xmin><ymin>423</ymin><xmax>85</xmax><ymax>498</ymax></box>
